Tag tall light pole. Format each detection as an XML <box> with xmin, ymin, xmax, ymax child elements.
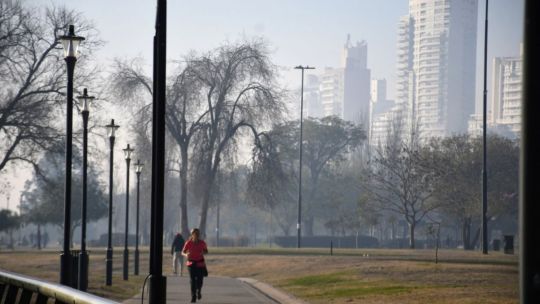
<box><xmin>58</xmin><ymin>24</ymin><xmax>84</xmax><ymax>287</ymax></box>
<box><xmin>105</xmin><ymin>119</ymin><xmax>119</xmax><ymax>286</ymax></box>
<box><xmin>134</xmin><ymin>160</ymin><xmax>144</xmax><ymax>275</ymax></box>
<box><xmin>481</xmin><ymin>0</ymin><xmax>489</xmax><ymax>255</ymax></box>
<box><xmin>521</xmin><ymin>0</ymin><xmax>540</xmax><ymax>302</ymax></box>
<box><xmin>77</xmin><ymin>88</ymin><xmax>94</xmax><ymax>291</ymax></box>
<box><xmin>294</xmin><ymin>65</ymin><xmax>315</xmax><ymax>249</ymax></box>
<box><xmin>149</xmin><ymin>1</ymin><xmax>167</xmax><ymax>302</ymax></box>
<box><xmin>122</xmin><ymin>144</ymin><xmax>134</xmax><ymax>280</ymax></box>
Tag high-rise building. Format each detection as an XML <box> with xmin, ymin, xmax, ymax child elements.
<box><xmin>468</xmin><ymin>45</ymin><xmax>523</xmax><ymax>138</ymax></box>
<box><xmin>319</xmin><ymin>67</ymin><xmax>344</xmax><ymax>118</ymax></box>
<box><xmin>317</xmin><ymin>35</ymin><xmax>371</xmax><ymax>126</ymax></box>
<box><xmin>369</xmin><ymin>79</ymin><xmax>396</xmax><ymax>147</ymax></box>
<box><xmin>342</xmin><ymin>36</ymin><xmax>371</xmax><ymax>126</ymax></box>
<box><xmin>490</xmin><ymin>47</ymin><xmax>523</xmax><ymax>136</ymax></box>
<box><xmin>303</xmin><ymin>74</ymin><xmax>322</xmax><ymax>118</ymax></box>
<box><xmin>395</xmin><ymin>0</ymin><xmax>478</xmax><ymax>140</ymax></box>
<box><xmin>371</xmin><ymin>79</ymin><xmax>387</xmax><ymax>104</ymax></box>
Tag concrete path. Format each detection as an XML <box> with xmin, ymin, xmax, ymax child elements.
<box><xmin>124</xmin><ymin>275</ymin><xmax>280</xmax><ymax>304</ymax></box>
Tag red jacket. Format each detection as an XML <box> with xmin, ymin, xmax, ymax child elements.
<box><xmin>182</xmin><ymin>239</ymin><xmax>207</xmax><ymax>267</ymax></box>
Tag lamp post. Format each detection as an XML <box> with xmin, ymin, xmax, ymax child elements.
<box><xmin>149</xmin><ymin>1</ymin><xmax>168</xmax><ymax>302</ymax></box>
<box><xmin>58</xmin><ymin>24</ymin><xmax>84</xmax><ymax>287</ymax></box>
<box><xmin>521</xmin><ymin>1</ymin><xmax>540</xmax><ymax>301</ymax></box>
<box><xmin>77</xmin><ymin>88</ymin><xmax>94</xmax><ymax>291</ymax></box>
<box><xmin>134</xmin><ymin>160</ymin><xmax>144</xmax><ymax>275</ymax></box>
<box><xmin>481</xmin><ymin>0</ymin><xmax>489</xmax><ymax>255</ymax></box>
<box><xmin>122</xmin><ymin>144</ymin><xmax>134</xmax><ymax>281</ymax></box>
<box><xmin>294</xmin><ymin>65</ymin><xmax>315</xmax><ymax>249</ymax></box>
<box><xmin>105</xmin><ymin>119</ymin><xmax>119</xmax><ymax>286</ymax></box>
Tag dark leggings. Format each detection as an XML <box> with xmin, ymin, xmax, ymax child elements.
<box><xmin>188</xmin><ymin>265</ymin><xmax>204</xmax><ymax>296</ymax></box>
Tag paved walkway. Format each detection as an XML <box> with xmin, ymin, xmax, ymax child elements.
<box><xmin>124</xmin><ymin>275</ymin><xmax>279</xmax><ymax>304</ymax></box>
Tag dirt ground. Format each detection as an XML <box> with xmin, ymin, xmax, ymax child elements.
<box><xmin>206</xmin><ymin>249</ymin><xmax>518</xmax><ymax>304</ymax></box>
<box><xmin>0</xmin><ymin>248</ymin><xmax>518</xmax><ymax>303</ymax></box>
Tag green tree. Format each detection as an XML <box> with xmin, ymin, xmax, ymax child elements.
<box><xmin>20</xmin><ymin>144</ymin><xmax>107</xmax><ymax>246</ymax></box>
<box><xmin>248</xmin><ymin>116</ymin><xmax>365</xmax><ymax>236</ymax></box>
<box><xmin>426</xmin><ymin>134</ymin><xmax>519</xmax><ymax>249</ymax></box>
<box><xmin>0</xmin><ymin>209</ymin><xmax>20</xmax><ymax>249</ymax></box>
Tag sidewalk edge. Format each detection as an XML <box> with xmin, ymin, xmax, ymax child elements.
<box><xmin>237</xmin><ymin>277</ymin><xmax>309</xmax><ymax>304</ymax></box>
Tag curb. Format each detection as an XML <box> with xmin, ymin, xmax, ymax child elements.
<box><xmin>238</xmin><ymin>277</ymin><xmax>309</xmax><ymax>304</ymax></box>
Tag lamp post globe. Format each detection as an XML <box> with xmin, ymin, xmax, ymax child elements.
<box><xmin>58</xmin><ymin>24</ymin><xmax>85</xmax><ymax>287</ymax></box>
<box><xmin>134</xmin><ymin>160</ymin><xmax>144</xmax><ymax>275</ymax></box>
<box><xmin>76</xmin><ymin>88</ymin><xmax>94</xmax><ymax>291</ymax></box>
<box><xmin>105</xmin><ymin>119</ymin><xmax>119</xmax><ymax>286</ymax></box>
<box><xmin>122</xmin><ymin>144</ymin><xmax>134</xmax><ymax>280</ymax></box>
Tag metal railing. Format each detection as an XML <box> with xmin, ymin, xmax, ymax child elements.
<box><xmin>0</xmin><ymin>270</ymin><xmax>119</xmax><ymax>304</ymax></box>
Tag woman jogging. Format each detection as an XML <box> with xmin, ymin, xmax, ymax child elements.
<box><xmin>182</xmin><ymin>228</ymin><xmax>208</xmax><ymax>303</ymax></box>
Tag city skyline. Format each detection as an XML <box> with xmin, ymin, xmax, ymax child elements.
<box><xmin>2</xmin><ymin>0</ymin><xmax>525</xmax><ymax>210</ymax></box>
<box><xmin>27</xmin><ymin>0</ymin><xmax>524</xmax><ymax>104</ymax></box>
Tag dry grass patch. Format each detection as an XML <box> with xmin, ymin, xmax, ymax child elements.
<box><xmin>0</xmin><ymin>248</ymin><xmax>518</xmax><ymax>303</ymax></box>
<box><xmin>0</xmin><ymin>249</ymin><xmax>146</xmax><ymax>301</ymax></box>
<box><xmin>204</xmin><ymin>249</ymin><xmax>518</xmax><ymax>304</ymax></box>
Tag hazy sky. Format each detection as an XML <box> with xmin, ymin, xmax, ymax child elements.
<box><xmin>2</xmin><ymin>0</ymin><xmax>525</xmax><ymax>210</ymax></box>
<box><xmin>29</xmin><ymin>0</ymin><xmax>524</xmax><ymax>101</ymax></box>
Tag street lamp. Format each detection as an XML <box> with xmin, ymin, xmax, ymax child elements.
<box><xmin>134</xmin><ymin>160</ymin><xmax>144</xmax><ymax>275</ymax></box>
<box><xmin>481</xmin><ymin>0</ymin><xmax>489</xmax><ymax>255</ymax></box>
<box><xmin>122</xmin><ymin>144</ymin><xmax>134</xmax><ymax>281</ymax></box>
<box><xmin>58</xmin><ymin>24</ymin><xmax>84</xmax><ymax>287</ymax></box>
<box><xmin>77</xmin><ymin>88</ymin><xmax>94</xmax><ymax>291</ymax></box>
<box><xmin>105</xmin><ymin>119</ymin><xmax>119</xmax><ymax>286</ymax></box>
<box><xmin>294</xmin><ymin>65</ymin><xmax>315</xmax><ymax>249</ymax></box>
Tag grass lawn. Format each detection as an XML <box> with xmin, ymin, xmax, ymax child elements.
<box><xmin>0</xmin><ymin>247</ymin><xmax>518</xmax><ymax>303</ymax></box>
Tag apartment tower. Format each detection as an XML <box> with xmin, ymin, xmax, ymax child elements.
<box><xmin>396</xmin><ymin>0</ymin><xmax>478</xmax><ymax>139</ymax></box>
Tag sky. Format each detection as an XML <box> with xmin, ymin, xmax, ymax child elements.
<box><xmin>25</xmin><ymin>0</ymin><xmax>524</xmax><ymax>104</ymax></box>
<box><xmin>2</xmin><ymin>0</ymin><xmax>525</xmax><ymax>210</ymax></box>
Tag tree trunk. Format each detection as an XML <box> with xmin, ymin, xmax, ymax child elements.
<box><xmin>278</xmin><ymin>221</ymin><xmax>290</xmax><ymax>236</ymax></box>
<box><xmin>409</xmin><ymin>222</ymin><xmax>416</xmax><ymax>249</ymax></box>
<box><xmin>463</xmin><ymin>217</ymin><xmax>473</xmax><ymax>250</ymax></box>
<box><xmin>304</xmin><ymin>216</ymin><xmax>315</xmax><ymax>236</ymax></box>
<box><xmin>71</xmin><ymin>222</ymin><xmax>80</xmax><ymax>249</ymax></box>
<box><xmin>179</xmin><ymin>146</ymin><xmax>190</xmax><ymax>239</ymax></box>
<box><xmin>9</xmin><ymin>229</ymin><xmax>14</xmax><ymax>250</ymax></box>
<box><xmin>37</xmin><ymin>223</ymin><xmax>41</xmax><ymax>250</ymax></box>
<box><xmin>198</xmin><ymin>167</ymin><xmax>216</xmax><ymax>239</ymax></box>
<box><xmin>471</xmin><ymin>227</ymin><xmax>481</xmax><ymax>249</ymax></box>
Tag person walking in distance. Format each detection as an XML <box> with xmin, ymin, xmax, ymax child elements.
<box><xmin>171</xmin><ymin>232</ymin><xmax>185</xmax><ymax>276</ymax></box>
<box><xmin>182</xmin><ymin>228</ymin><xmax>208</xmax><ymax>303</ymax></box>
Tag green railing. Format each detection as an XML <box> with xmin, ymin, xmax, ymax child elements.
<box><xmin>0</xmin><ymin>270</ymin><xmax>118</xmax><ymax>304</ymax></box>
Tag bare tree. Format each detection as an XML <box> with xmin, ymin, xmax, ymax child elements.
<box><xmin>361</xmin><ymin>125</ymin><xmax>438</xmax><ymax>249</ymax></box>
<box><xmin>188</xmin><ymin>40</ymin><xmax>285</xmax><ymax>237</ymax></box>
<box><xmin>110</xmin><ymin>40</ymin><xmax>285</xmax><ymax>238</ymax></box>
<box><xmin>109</xmin><ymin>58</ymin><xmax>208</xmax><ymax>237</ymax></box>
<box><xmin>0</xmin><ymin>1</ymin><xmax>100</xmax><ymax>174</ymax></box>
